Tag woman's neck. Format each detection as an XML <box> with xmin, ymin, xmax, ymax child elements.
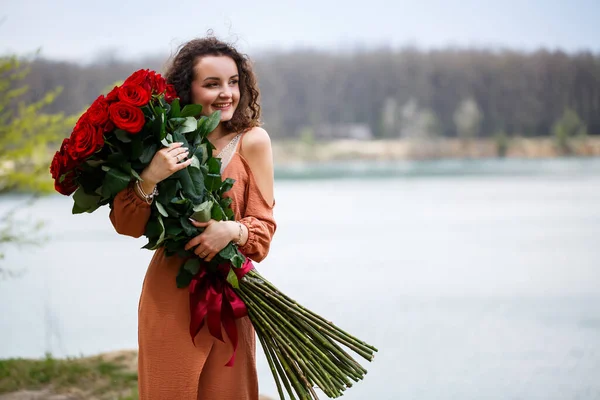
<box><xmin>207</xmin><ymin>123</ymin><xmax>227</xmax><ymax>141</ymax></box>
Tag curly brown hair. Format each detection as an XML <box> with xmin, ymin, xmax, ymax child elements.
<box><xmin>164</xmin><ymin>37</ymin><xmax>261</xmax><ymax>133</ymax></box>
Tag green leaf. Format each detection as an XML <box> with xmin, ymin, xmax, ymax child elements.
<box><xmin>196</xmin><ymin>116</ymin><xmax>207</xmax><ymax>135</ymax></box>
<box><xmin>183</xmin><ymin>258</ymin><xmax>201</xmax><ymax>275</ymax></box>
<box><xmin>144</xmin><ymin>218</ymin><xmax>162</xmax><ymax>238</ymax></box>
<box><xmin>231</xmin><ymin>253</ymin><xmax>245</xmax><ymax>269</ymax></box>
<box><xmin>180</xmin><ymin>104</ymin><xmax>203</xmax><ymax>118</ymax></box>
<box><xmin>203</xmin><ymin>111</ymin><xmax>221</xmax><ymax>135</ymax></box>
<box><xmin>174</xmin><ymin>168</ymin><xmax>202</xmax><ymax>203</ymax></box>
<box><xmin>140</xmin><ymin>143</ymin><xmax>157</xmax><ymax>164</ymax></box>
<box><xmin>170</xmin><ymin>197</ymin><xmax>189</xmax><ymax>205</ymax></box>
<box><xmin>176</xmin><ymin>268</ymin><xmax>193</xmax><ymax>288</ymax></box>
<box><xmin>206</xmin><ymin>173</ymin><xmax>221</xmax><ymax>192</ymax></box>
<box><xmin>130</xmin><ymin>169</ymin><xmax>142</xmax><ymax>181</ymax></box>
<box><xmin>142</xmin><ymin>238</ymin><xmax>158</xmax><ymax>250</ymax></box>
<box><xmin>219</xmin><ymin>178</ymin><xmax>235</xmax><ymax>194</ymax></box>
<box><xmin>165</xmin><ymin>222</ymin><xmax>183</xmax><ymax>236</ymax></box>
<box><xmin>174</xmin><ymin>117</ymin><xmax>197</xmax><ymax>135</ymax></box>
<box><xmin>224</xmin><ymin>208</ymin><xmax>234</xmax><ymax>219</ymax></box>
<box><xmin>188</xmin><ymin>166</ymin><xmax>206</xmax><ymax>199</ymax></box>
<box><xmin>107</xmin><ymin>153</ymin><xmax>127</xmax><ymax>165</ymax></box>
<box><xmin>114</xmin><ymin>129</ymin><xmax>132</xmax><ymax>143</ymax></box>
<box><xmin>72</xmin><ymin>203</ymin><xmax>88</xmax><ymax>214</ymax></box>
<box><xmin>193</xmin><ymin>144</ymin><xmax>208</xmax><ymax>164</ymax></box>
<box><xmin>211</xmin><ymin>203</ymin><xmax>223</xmax><ymax>221</ymax></box>
<box><xmin>155</xmin><ymin>201</ymin><xmax>169</xmax><ymax>217</ymax></box>
<box><xmin>156</xmin><ymin>107</ymin><xmax>167</xmax><ymax>139</ymax></box>
<box><xmin>101</xmin><ymin>168</ymin><xmax>130</xmax><ymax>199</ymax></box>
<box><xmin>131</xmin><ymin>135</ymin><xmax>144</xmax><ymax>159</ymax></box>
<box><xmin>207</xmin><ymin>157</ymin><xmax>221</xmax><ymax>174</ymax></box>
<box><xmin>190</xmin><ymin>155</ymin><xmax>200</xmax><ymax>169</ymax></box>
<box><xmin>169</xmin><ymin>98</ymin><xmax>181</xmax><ymax>118</ymax></box>
<box><xmin>156</xmin><ymin>179</ymin><xmax>179</xmax><ymax>204</ymax></box>
<box><xmin>220</xmin><ymin>197</ymin><xmax>233</xmax><ymax>209</ymax></box>
<box><xmin>219</xmin><ymin>243</ymin><xmax>236</xmax><ymax>260</ymax></box>
<box><xmin>191</xmin><ymin>200</ymin><xmax>212</xmax><ymax>222</ymax></box>
<box><xmin>72</xmin><ymin>186</ymin><xmax>101</xmax><ymax>214</ymax></box>
<box><xmin>180</xmin><ymin>216</ymin><xmax>198</xmax><ymax>236</ymax></box>
<box><xmin>226</xmin><ymin>268</ymin><xmax>239</xmax><ymax>289</ymax></box>
<box><xmin>169</xmin><ymin>117</ymin><xmax>187</xmax><ymax>125</ymax></box>
<box><xmin>150</xmin><ymin>109</ymin><xmax>165</xmax><ymax>139</ymax></box>
<box><xmin>156</xmin><ymin>214</ymin><xmax>166</xmax><ymax>245</ymax></box>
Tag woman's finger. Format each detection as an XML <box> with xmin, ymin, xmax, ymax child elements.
<box><xmin>172</xmin><ymin>147</ymin><xmax>189</xmax><ymax>157</ymax></box>
<box><xmin>195</xmin><ymin>245</ymin><xmax>210</xmax><ymax>257</ymax></box>
<box><xmin>184</xmin><ymin>236</ymin><xmax>202</xmax><ymax>251</ymax></box>
<box><xmin>165</xmin><ymin>142</ymin><xmax>184</xmax><ymax>152</ymax></box>
<box><xmin>175</xmin><ymin>158</ymin><xmax>193</xmax><ymax>171</ymax></box>
<box><xmin>171</xmin><ymin>150</ymin><xmax>189</xmax><ymax>164</ymax></box>
<box><xmin>189</xmin><ymin>219</ymin><xmax>210</xmax><ymax>228</ymax></box>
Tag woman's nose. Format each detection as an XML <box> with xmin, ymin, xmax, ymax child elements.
<box><xmin>219</xmin><ymin>87</ymin><xmax>232</xmax><ymax>98</ymax></box>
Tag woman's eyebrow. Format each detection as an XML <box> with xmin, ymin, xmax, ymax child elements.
<box><xmin>202</xmin><ymin>75</ymin><xmax>238</xmax><ymax>81</ymax></box>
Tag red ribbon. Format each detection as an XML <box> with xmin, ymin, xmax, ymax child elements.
<box><xmin>188</xmin><ymin>257</ymin><xmax>254</xmax><ymax>367</ymax></box>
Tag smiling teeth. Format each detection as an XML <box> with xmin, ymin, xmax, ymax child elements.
<box><xmin>214</xmin><ymin>103</ymin><xmax>231</xmax><ymax>108</ymax></box>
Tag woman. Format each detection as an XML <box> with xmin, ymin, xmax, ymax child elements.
<box><xmin>109</xmin><ymin>37</ymin><xmax>276</xmax><ymax>400</ymax></box>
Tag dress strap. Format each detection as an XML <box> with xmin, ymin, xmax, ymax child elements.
<box><xmin>238</xmin><ymin>129</ymin><xmax>251</xmax><ymax>154</ymax></box>
<box><xmin>217</xmin><ymin>134</ymin><xmax>241</xmax><ymax>174</ymax></box>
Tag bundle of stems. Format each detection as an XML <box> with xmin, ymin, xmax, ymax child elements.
<box><xmin>236</xmin><ymin>270</ymin><xmax>378</xmax><ymax>399</ymax></box>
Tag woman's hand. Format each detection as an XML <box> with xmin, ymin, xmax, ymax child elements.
<box><xmin>184</xmin><ymin>219</ymin><xmax>239</xmax><ymax>262</ymax></box>
<box><xmin>139</xmin><ymin>142</ymin><xmax>192</xmax><ymax>193</ymax></box>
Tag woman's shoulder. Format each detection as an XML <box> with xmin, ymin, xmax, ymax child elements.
<box><xmin>238</xmin><ymin>126</ymin><xmax>274</xmax><ymax>206</ymax></box>
<box><xmin>240</xmin><ymin>126</ymin><xmax>272</xmax><ymax>155</ymax></box>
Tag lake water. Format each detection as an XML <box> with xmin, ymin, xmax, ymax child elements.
<box><xmin>1</xmin><ymin>158</ymin><xmax>600</xmax><ymax>400</ymax></box>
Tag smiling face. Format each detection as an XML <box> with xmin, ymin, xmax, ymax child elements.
<box><xmin>191</xmin><ymin>55</ymin><xmax>240</xmax><ymax>122</ymax></box>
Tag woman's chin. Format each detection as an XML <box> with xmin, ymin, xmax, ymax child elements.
<box><xmin>219</xmin><ymin>110</ymin><xmax>235</xmax><ymax>122</ymax></box>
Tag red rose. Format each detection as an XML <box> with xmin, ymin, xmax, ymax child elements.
<box><xmin>68</xmin><ymin>114</ymin><xmax>105</xmax><ymax>161</ymax></box>
<box><xmin>165</xmin><ymin>84</ymin><xmax>178</xmax><ymax>102</ymax></box>
<box><xmin>58</xmin><ymin>138</ymin><xmax>79</xmax><ymax>171</ymax></box>
<box><xmin>118</xmin><ymin>84</ymin><xmax>150</xmax><ymax>107</ymax></box>
<box><xmin>106</xmin><ymin>86</ymin><xmax>120</xmax><ymax>102</ymax></box>
<box><xmin>149</xmin><ymin>71</ymin><xmax>166</xmax><ymax>94</ymax></box>
<box><xmin>88</xmin><ymin>95</ymin><xmax>111</xmax><ymax>129</ymax></box>
<box><xmin>54</xmin><ymin>171</ymin><xmax>78</xmax><ymax>196</ymax></box>
<box><xmin>50</xmin><ymin>151</ymin><xmax>64</xmax><ymax>180</ymax></box>
<box><xmin>108</xmin><ymin>101</ymin><xmax>145</xmax><ymax>133</ymax></box>
<box><xmin>124</xmin><ymin>69</ymin><xmax>152</xmax><ymax>92</ymax></box>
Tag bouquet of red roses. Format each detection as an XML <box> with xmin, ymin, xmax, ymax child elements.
<box><xmin>51</xmin><ymin>69</ymin><xmax>377</xmax><ymax>400</ymax></box>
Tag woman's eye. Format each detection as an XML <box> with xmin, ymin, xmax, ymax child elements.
<box><xmin>230</xmin><ymin>80</ymin><xmax>239</xmax><ymax>85</ymax></box>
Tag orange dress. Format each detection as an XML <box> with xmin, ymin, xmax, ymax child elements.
<box><xmin>109</xmin><ymin>140</ymin><xmax>276</xmax><ymax>400</ymax></box>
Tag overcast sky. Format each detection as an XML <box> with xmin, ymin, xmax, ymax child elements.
<box><xmin>2</xmin><ymin>0</ymin><xmax>599</xmax><ymax>62</ymax></box>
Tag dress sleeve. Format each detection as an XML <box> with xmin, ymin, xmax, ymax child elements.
<box><xmin>238</xmin><ymin>185</ymin><xmax>276</xmax><ymax>263</ymax></box>
<box><xmin>109</xmin><ymin>183</ymin><xmax>152</xmax><ymax>238</ymax></box>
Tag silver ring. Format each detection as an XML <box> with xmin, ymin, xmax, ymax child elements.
<box><xmin>176</xmin><ymin>154</ymin><xmax>181</xmax><ymax>162</ymax></box>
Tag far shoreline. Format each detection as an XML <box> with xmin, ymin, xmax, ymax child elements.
<box><xmin>271</xmin><ymin>137</ymin><xmax>600</xmax><ymax>165</ymax></box>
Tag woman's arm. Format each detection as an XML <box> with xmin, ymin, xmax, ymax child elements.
<box><xmin>186</xmin><ymin>127</ymin><xmax>277</xmax><ymax>262</ymax></box>
<box><xmin>237</xmin><ymin>127</ymin><xmax>276</xmax><ymax>262</ymax></box>
<box><xmin>109</xmin><ymin>142</ymin><xmax>192</xmax><ymax>238</ymax></box>
<box><xmin>109</xmin><ymin>183</ymin><xmax>152</xmax><ymax>238</ymax></box>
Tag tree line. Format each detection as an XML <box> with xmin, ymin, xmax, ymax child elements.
<box><xmin>16</xmin><ymin>47</ymin><xmax>600</xmax><ymax>140</ymax></box>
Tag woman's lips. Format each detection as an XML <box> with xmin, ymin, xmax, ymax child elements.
<box><xmin>212</xmin><ymin>102</ymin><xmax>232</xmax><ymax>110</ymax></box>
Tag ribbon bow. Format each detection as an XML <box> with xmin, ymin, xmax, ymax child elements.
<box><xmin>188</xmin><ymin>257</ymin><xmax>254</xmax><ymax>367</ymax></box>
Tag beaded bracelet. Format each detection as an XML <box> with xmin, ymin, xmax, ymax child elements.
<box><xmin>135</xmin><ymin>180</ymin><xmax>158</xmax><ymax>204</ymax></box>
<box><xmin>234</xmin><ymin>221</ymin><xmax>243</xmax><ymax>246</ymax></box>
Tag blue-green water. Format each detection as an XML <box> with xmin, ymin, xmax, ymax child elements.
<box><xmin>1</xmin><ymin>158</ymin><xmax>599</xmax><ymax>399</ymax></box>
